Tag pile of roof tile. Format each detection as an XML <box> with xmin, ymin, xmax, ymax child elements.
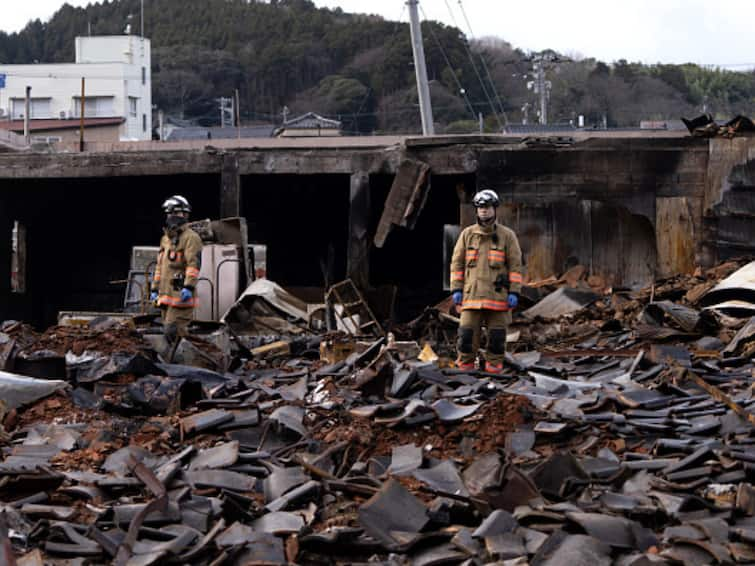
<box><xmin>4</xmin><ymin>260</ymin><xmax>755</xmax><ymax>564</ymax></box>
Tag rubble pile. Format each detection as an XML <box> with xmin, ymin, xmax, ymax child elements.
<box><xmin>3</xmin><ymin>261</ymin><xmax>755</xmax><ymax>564</ymax></box>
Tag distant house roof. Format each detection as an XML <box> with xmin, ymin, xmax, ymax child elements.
<box><xmin>166</xmin><ymin>125</ymin><xmax>275</xmax><ymax>141</ymax></box>
<box><xmin>283</xmin><ymin>112</ymin><xmax>341</xmax><ymax>129</ymax></box>
<box><xmin>0</xmin><ymin>117</ymin><xmax>124</xmax><ymax>132</ymax></box>
<box><xmin>503</xmin><ymin>124</ymin><xmax>577</xmax><ymax>135</ymax></box>
<box><xmin>640</xmin><ymin>119</ymin><xmax>687</xmax><ymax>131</ymax></box>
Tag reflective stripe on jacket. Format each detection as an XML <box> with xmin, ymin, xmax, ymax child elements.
<box><xmin>450</xmin><ymin>221</ymin><xmax>523</xmax><ymax>311</ymax></box>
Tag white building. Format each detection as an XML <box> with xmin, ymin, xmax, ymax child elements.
<box><xmin>0</xmin><ymin>35</ymin><xmax>152</xmax><ymax>141</ymax></box>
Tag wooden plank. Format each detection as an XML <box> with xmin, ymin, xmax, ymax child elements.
<box><xmin>656</xmin><ymin>196</ymin><xmax>695</xmax><ymax>278</ymax></box>
<box><xmin>373</xmin><ymin>159</ymin><xmax>430</xmax><ymax>248</ymax></box>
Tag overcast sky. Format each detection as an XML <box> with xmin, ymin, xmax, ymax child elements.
<box><xmin>3</xmin><ymin>0</ymin><xmax>754</xmax><ymax>68</ymax></box>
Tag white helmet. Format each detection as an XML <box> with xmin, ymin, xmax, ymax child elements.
<box><xmin>162</xmin><ymin>195</ymin><xmax>191</xmax><ymax>214</ymax></box>
<box><xmin>473</xmin><ymin>189</ymin><xmax>500</xmax><ymax>208</ymax></box>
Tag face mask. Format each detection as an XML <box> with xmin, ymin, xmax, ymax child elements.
<box><xmin>165</xmin><ymin>214</ymin><xmax>187</xmax><ymax>229</ymax></box>
<box><xmin>477</xmin><ymin>212</ymin><xmax>496</xmax><ymax>226</ymax></box>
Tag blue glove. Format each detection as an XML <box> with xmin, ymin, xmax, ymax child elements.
<box><xmin>150</xmin><ymin>291</ymin><xmax>158</xmax><ymax>302</ymax></box>
<box><xmin>180</xmin><ymin>288</ymin><xmax>193</xmax><ymax>302</ymax></box>
<box><xmin>507</xmin><ymin>293</ymin><xmax>518</xmax><ymax>309</ymax></box>
<box><xmin>452</xmin><ymin>290</ymin><xmax>463</xmax><ymax>305</ymax></box>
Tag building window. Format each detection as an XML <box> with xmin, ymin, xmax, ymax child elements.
<box><xmin>142</xmin><ymin>66</ymin><xmax>146</xmax><ymax>85</ymax></box>
<box><xmin>73</xmin><ymin>96</ymin><xmax>115</xmax><ymax>118</ymax></box>
<box><xmin>10</xmin><ymin>98</ymin><xmax>52</xmax><ymax>119</ymax></box>
<box><xmin>142</xmin><ymin>113</ymin><xmax>147</xmax><ymax>132</ymax></box>
<box><xmin>129</xmin><ymin>97</ymin><xmax>138</xmax><ymax>117</ymax></box>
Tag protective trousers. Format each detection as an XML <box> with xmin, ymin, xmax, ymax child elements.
<box><xmin>457</xmin><ymin>309</ymin><xmax>509</xmax><ymax>366</ymax></box>
<box><xmin>162</xmin><ymin>305</ymin><xmax>193</xmax><ymax>344</ymax></box>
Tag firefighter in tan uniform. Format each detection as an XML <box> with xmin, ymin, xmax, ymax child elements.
<box><xmin>149</xmin><ymin>195</ymin><xmax>202</xmax><ymax>342</ymax></box>
<box><xmin>450</xmin><ymin>190</ymin><xmax>523</xmax><ymax>373</ymax></box>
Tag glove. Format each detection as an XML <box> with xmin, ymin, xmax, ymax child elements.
<box><xmin>507</xmin><ymin>293</ymin><xmax>519</xmax><ymax>309</ymax></box>
<box><xmin>180</xmin><ymin>287</ymin><xmax>193</xmax><ymax>303</ymax></box>
<box><xmin>150</xmin><ymin>291</ymin><xmax>158</xmax><ymax>303</ymax></box>
<box><xmin>452</xmin><ymin>290</ymin><xmax>463</xmax><ymax>305</ymax></box>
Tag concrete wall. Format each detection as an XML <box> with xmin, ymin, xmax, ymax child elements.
<box><xmin>31</xmin><ymin>124</ymin><xmax>122</xmax><ymax>145</ymax></box>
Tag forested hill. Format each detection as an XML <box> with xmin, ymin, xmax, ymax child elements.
<box><xmin>1</xmin><ymin>0</ymin><xmax>753</xmax><ymax>133</ymax></box>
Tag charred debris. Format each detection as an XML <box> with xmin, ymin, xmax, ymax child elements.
<box><xmin>3</xmin><ymin>258</ymin><xmax>755</xmax><ymax>564</ymax></box>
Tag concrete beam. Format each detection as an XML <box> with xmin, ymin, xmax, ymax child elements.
<box><xmin>0</xmin><ymin>143</ymin><xmax>483</xmax><ymax>180</ymax></box>
<box><xmin>0</xmin><ymin>150</ymin><xmax>221</xmax><ymax>179</ymax></box>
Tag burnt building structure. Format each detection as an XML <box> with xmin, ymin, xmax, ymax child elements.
<box><xmin>0</xmin><ymin>131</ymin><xmax>752</xmax><ymax>326</ymax></box>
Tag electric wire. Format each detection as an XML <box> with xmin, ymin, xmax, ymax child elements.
<box><xmin>434</xmin><ymin>0</ymin><xmax>502</xmax><ymax>128</ymax></box>
<box><xmin>436</xmin><ymin>0</ymin><xmax>504</xmax><ymax>128</ymax></box>
<box><xmin>456</xmin><ymin>0</ymin><xmax>509</xmax><ymax>126</ymax></box>
<box><xmin>431</xmin><ymin>4</ymin><xmax>502</xmax><ymax>129</ymax></box>
<box><xmin>417</xmin><ymin>5</ymin><xmax>477</xmax><ymax>121</ymax></box>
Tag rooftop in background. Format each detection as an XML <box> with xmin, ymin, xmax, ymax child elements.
<box><xmin>283</xmin><ymin>112</ymin><xmax>341</xmax><ymax>129</ymax></box>
<box><xmin>166</xmin><ymin>125</ymin><xmax>276</xmax><ymax>142</ymax></box>
<box><xmin>504</xmin><ymin>119</ymin><xmax>689</xmax><ymax>135</ymax></box>
<box><xmin>503</xmin><ymin>124</ymin><xmax>577</xmax><ymax>135</ymax></box>
<box><xmin>276</xmin><ymin>111</ymin><xmax>342</xmax><ymax>137</ymax></box>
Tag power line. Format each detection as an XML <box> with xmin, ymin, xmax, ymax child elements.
<box><xmin>456</xmin><ymin>0</ymin><xmax>509</xmax><ymax>126</ymax></box>
<box><xmin>434</xmin><ymin>0</ymin><xmax>502</xmax><ymax>129</ymax></box>
<box><xmin>418</xmin><ymin>5</ymin><xmax>476</xmax><ymax>121</ymax></box>
<box><xmin>442</xmin><ymin>0</ymin><xmax>502</xmax><ymax>124</ymax></box>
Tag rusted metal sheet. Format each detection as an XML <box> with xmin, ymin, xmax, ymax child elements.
<box><xmin>374</xmin><ymin>158</ymin><xmax>430</xmax><ymax>248</ymax></box>
<box><xmin>656</xmin><ymin>197</ymin><xmax>695</xmax><ymax>278</ymax></box>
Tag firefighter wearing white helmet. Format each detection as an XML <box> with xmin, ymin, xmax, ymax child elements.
<box><xmin>150</xmin><ymin>195</ymin><xmax>203</xmax><ymax>342</ymax></box>
<box><xmin>449</xmin><ymin>189</ymin><xmax>523</xmax><ymax>374</ymax></box>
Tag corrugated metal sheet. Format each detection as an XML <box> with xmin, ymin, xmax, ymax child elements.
<box><xmin>700</xmin><ymin>261</ymin><xmax>755</xmax><ymax>308</ymax></box>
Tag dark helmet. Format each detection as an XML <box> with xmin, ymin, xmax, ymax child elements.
<box><xmin>162</xmin><ymin>195</ymin><xmax>191</xmax><ymax>214</ymax></box>
<box><xmin>472</xmin><ymin>189</ymin><xmax>500</xmax><ymax>208</ymax></box>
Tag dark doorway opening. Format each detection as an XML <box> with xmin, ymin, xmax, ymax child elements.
<box><xmin>242</xmin><ymin>174</ymin><xmax>350</xmax><ymax>294</ymax></box>
<box><xmin>370</xmin><ymin>173</ymin><xmax>471</xmax><ymax>322</ymax></box>
<box><xmin>0</xmin><ymin>174</ymin><xmax>219</xmax><ymax>327</ymax></box>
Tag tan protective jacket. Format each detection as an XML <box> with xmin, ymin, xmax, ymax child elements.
<box><xmin>450</xmin><ymin>222</ymin><xmax>523</xmax><ymax>311</ymax></box>
<box><xmin>151</xmin><ymin>224</ymin><xmax>202</xmax><ymax>308</ymax></box>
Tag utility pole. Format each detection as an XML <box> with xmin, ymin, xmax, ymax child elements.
<box><xmin>527</xmin><ymin>57</ymin><xmax>551</xmax><ymax>125</ymax></box>
<box><xmin>407</xmin><ymin>0</ymin><xmax>434</xmax><ymax>136</ymax></box>
<box><xmin>235</xmin><ymin>88</ymin><xmax>241</xmax><ymax>139</ymax></box>
<box><xmin>23</xmin><ymin>86</ymin><xmax>30</xmax><ymax>145</ymax></box>
<box><xmin>79</xmin><ymin>78</ymin><xmax>85</xmax><ymax>152</ymax></box>
<box><xmin>141</xmin><ymin>0</ymin><xmax>144</xmax><ymax>38</ymax></box>
<box><xmin>525</xmin><ymin>52</ymin><xmax>571</xmax><ymax>125</ymax></box>
<box><xmin>535</xmin><ymin>60</ymin><xmax>548</xmax><ymax>125</ymax></box>
<box><xmin>218</xmin><ymin>97</ymin><xmax>234</xmax><ymax>128</ymax></box>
